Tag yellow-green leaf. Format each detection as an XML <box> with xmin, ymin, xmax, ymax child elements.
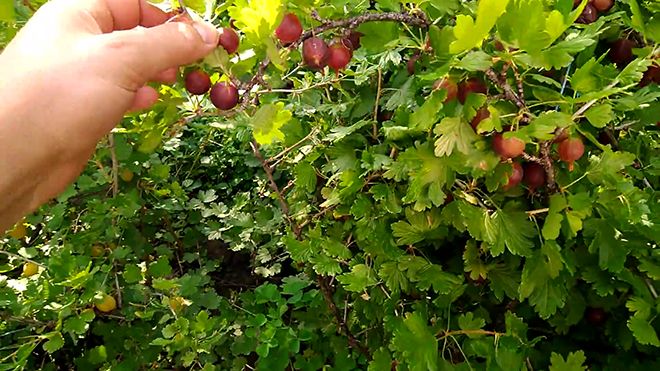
<box><xmin>228</xmin><ymin>0</ymin><xmax>283</xmax><ymax>43</ymax></box>
<box><xmin>252</xmin><ymin>102</ymin><xmax>291</xmax><ymax>145</ymax></box>
<box><xmin>450</xmin><ymin>0</ymin><xmax>510</xmax><ymax>54</ymax></box>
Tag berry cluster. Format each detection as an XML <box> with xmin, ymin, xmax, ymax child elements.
<box><xmin>182</xmin><ymin>26</ymin><xmax>241</xmax><ymax>110</ymax></box>
<box><xmin>182</xmin><ymin>13</ymin><xmax>364</xmax><ymax>110</ymax></box>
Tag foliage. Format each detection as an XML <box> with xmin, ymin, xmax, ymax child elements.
<box><xmin>1</xmin><ymin>0</ymin><xmax>660</xmax><ymax>370</ymax></box>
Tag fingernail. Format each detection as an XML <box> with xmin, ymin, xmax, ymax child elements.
<box><xmin>193</xmin><ymin>22</ymin><xmax>218</xmax><ymax>45</ymax></box>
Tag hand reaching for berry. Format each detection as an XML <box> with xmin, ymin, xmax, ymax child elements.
<box><xmin>0</xmin><ymin>0</ymin><xmax>219</xmax><ymax>231</ymax></box>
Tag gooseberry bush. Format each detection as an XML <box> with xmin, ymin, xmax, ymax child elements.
<box><xmin>1</xmin><ymin>0</ymin><xmax>660</xmax><ymax>370</ymax></box>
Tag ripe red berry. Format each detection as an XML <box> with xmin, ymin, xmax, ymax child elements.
<box><xmin>576</xmin><ymin>4</ymin><xmax>598</xmax><ymax>24</ymax></box>
<box><xmin>493</xmin><ymin>133</ymin><xmax>526</xmax><ymax>159</ymax></box>
<box><xmin>275</xmin><ymin>13</ymin><xmax>303</xmax><ymax>44</ymax></box>
<box><xmin>210</xmin><ymin>82</ymin><xmax>239</xmax><ymax>110</ymax></box>
<box><xmin>609</xmin><ymin>39</ymin><xmax>635</xmax><ymax>67</ymax></box>
<box><xmin>433</xmin><ymin>78</ymin><xmax>458</xmax><ymax>103</ymax></box>
<box><xmin>586</xmin><ymin>307</ymin><xmax>607</xmax><ymax>326</ymax></box>
<box><xmin>184</xmin><ymin>70</ymin><xmax>211</xmax><ymax>95</ymax></box>
<box><xmin>523</xmin><ymin>163</ymin><xmax>546</xmax><ymax>191</ymax></box>
<box><xmin>640</xmin><ymin>64</ymin><xmax>660</xmax><ymax>87</ymax></box>
<box><xmin>218</xmin><ymin>27</ymin><xmax>239</xmax><ymax>54</ymax></box>
<box><xmin>471</xmin><ymin>107</ymin><xmax>490</xmax><ymax>131</ymax></box>
<box><xmin>345</xmin><ymin>31</ymin><xmax>363</xmax><ymax>50</ymax></box>
<box><xmin>504</xmin><ymin>162</ymin><xmax>524</xmax><ymax>190</ymax></box>
<box><xmin>327</xmin><ymin>41</ymin><xmax>352</xmax><ymax>74</ymax></box>
<box><xmin>303</xmin><ymin>37</ymin><xmax>330</xmax><ymax>70</ymax></box>
<box><xmin>458</xmin><ymin>78</ymin><xmax>487</xmax><ymax>104</ymax></box>
<box><xmin>592</xmin><ymin>0</ymin><xmax>614</xmax><ymax>13</ymax></box>
<box><xmin>407</xmin><ymin>55</ymin><xmax>419</xmax><ymax>75</ymax></box>
<box><xmin>558</xmin><ymin>137</ymin><xmax>585</xmax><ymax>171</ymax></box>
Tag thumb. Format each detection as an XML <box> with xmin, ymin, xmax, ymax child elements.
<box><xmin>102</xmin><ymin>20</ymin><xmax>219</xmax><ymax>80</ymax></box>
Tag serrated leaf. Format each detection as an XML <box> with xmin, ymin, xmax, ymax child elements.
<box><xmin>584</xmin><ymin>103</ymin><xmax>614</xmax><ymax>128</ymax></box>
<box><xmin>228</xmin><ymin>0</ymin><xmax>282</xmax><ymax>44</ymax></box>
<box><xmin>587</xmin><ymin>149</ymin><xmax>636</xmax><ymax>186</ymax></box>
<box><xmin>549</xmin><ymin>351</ymin><xmax>587</xmax><ymax>371</ymax></box>
<box><xmin>450</xmin><ymin>0</ymin><xmax>511</xmax><ymax>54</ymax></box>
<box><xmin>484</xmin><ymin>209</ymin><xmax>535</xmax><ymax>257</ymax></box>
<box><xmin>627</xmin><ymin>315</ymin><xmax>660</xmax><ymax>346</ymax></box>
<box><xmin>454</xmin><ymin>50</ymin><xmax>493</xmax><ymax>71</ymax></box>
<box><xmin>252</xmin><ymin>103</ymin><xmax>291</xmax><ymax>145</ymax></box>
<box><xmin>42</xmin><ymin>332</ymin><xmax>64</xmax><ymax>354</ymax></box>
<box><xmin>458</xmin><ymin>312</ymin><xmax>485</xmax><ymax>331</ymax></box>
<box><xmin>542</xmin><ymin>194</ymin><xmax>567</xmax><ymax>240</ymax></box>
<box><xmin>379</xmin><ymin>261</ymin><xmax>409</xmax><ymax>293</ymax></box>
<box><xmin>391</xmin><ymin>312</ymin><xmax>438</xmax><ymax>371</ymax></box>
<box><xmin>434</xmin><ymin>117</ymin><xmax>479</xmax><ymax>157</ymax></box>
<box><xmin>410</xmin><ymin>90</ymin><xmax>445</xmax><ymax>131</ymax></box>
<box><xmin>516</xmin><ymin>111</ymin><xmax>573</xmax><ymax>140</ymax></box>
<box><xmin>338</xmin><ymin>264</ymin><xmax>378</xmax><ymax>292</ymax></box>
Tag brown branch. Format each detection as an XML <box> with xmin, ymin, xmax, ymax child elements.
<box><xmin>317</xmin><ymin>275</ymin><xmax>371</xmax><ymax>359</ymax></box>
<box><xmin>485</xmin><ymin>68</ymin><xmax>527</xmax><ymax>114</ymax></box>
<box><xmin>108</xmin><ymin>134</ymin><xmax>119</xmax><ymax>197</ymax></box>
<box><xmin>249</xmin><ymin>140</ymin><xmax>302</xmax><ymax>237</ymax></box>
<box><xmin>299</xmin><ymin>11</ymin><xmax>429</xmax><ymax>43</ymax></box>
<box><xmin>539</xmin><ymin>142</ymin><xmax>557</xmax><ymax>191</ymax></box>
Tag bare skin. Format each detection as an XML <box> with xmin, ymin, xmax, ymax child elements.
<box><xmin>0</xmin><ymin>0</ymin><xmax>219</xmax><ymax>231</ymax></box>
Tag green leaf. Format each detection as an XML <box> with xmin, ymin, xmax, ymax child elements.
<box><xmin>368</xmin><ymin>348</ymin><xmax>393</xmax><ymax>371</ymax></box>
<box><xmin>458</xmin><ymin>312</ymin><xmax>485</xmax><ymax>331</ymax></box>
<box><xmin>228</xmin><ymin>0</ymin><xmax>282</xmax><ymax>44</ymax></box>
<box><xmin>148</xmin><ymin>256</ymin><xmax>172</xmax><ymax>278</ymax></box>
<box><xmin>454</xmin><ymin>50</ymin><xmax>493</xmax><ymax>71</ymax></box>
<box><xmin>43</xmin><ymin>332</ymin><xmax>65</xmax><ymax>354</ymax></box>
<box><xmin>0</xmin><ymin>1</ymin><xmax>14</xmax><ymax>22</ymax></box>
<box><xmin>338</xmin><ymin>264</ymin><xmax>378</xmax><ymax>292</ymax></box>
<box><xmin>379</xmin><ymin>261</ymin><xmax>409</xmax><ymax>293</ymax></box>
<box><xmin>542</xmin><ymin>194</ymin><xmax>567</xmax><ymax>240</ymax></box>
<box><xmin>585</xmin><ymin>220</ymin><xmax>628</xmax><ymax>273</ymax></box>
<box><xmin>519</xmin><ymin>35</ymin><xmax>596</xmax><ymax>69</ymax></box>
<box><xmin>516</xmin><ymin>111</ymin><xmax>573</xmax><ymax>140</ymax></box>
<box><xmin>549</xmin><ymin>351</ymin><xmax>587</xmax><ymax>371</ymax></box>
<box><xmin>434</xmin><ymin>117</ymin><xmax>479</xmax><ymax>157</ymax></box>
<box><xmin>391</xmin><ymin>312</ymin><xmax>438</xmax><ymax>371</ymax></box>
<box><xmin>63</xmin><ymin>316</ymin><xmax>89</xmax><ymax>335</ymax></box>
<box><xmin>520</xmin><ymin>249</ymin><xmax>568</xmax><ymax>318</ymax></box>
<box><xmin>627</xmin><ymin>315</ymin><xmax>660</xmax><ymax>346</ymax></box>
<box><xmin>392</xmin><ymin>209</ymin><xmax>445</xmax><ymax>245</ymax></box>
<box><xmin>410</xmin><ymin>90</ymin><xmax>445</xmax><ymax>131</ymax></box>
<box><xmin>463</xmin><ymin>241</ymin><xmax>489</xmax><ymax>280</ymax></box>
<box><xmin>626</xmin><ymin>297</ymin><xmax>653</xmax><ymax>318</ymax></box>
<box><xmin>587</xmin><ymin>149</ymin><xmax>636</xmax><ymax>186</ymax></box>
<box><xmin>123</xmin><ymin>264</ymin><xmax>142</xmax><ymax>284</ymax></box>
<box><xmin>484</xmin><ymin>209</ymin><xmax>535</xmax><ymax>257</ymax></box>
<box><xmin>627</xmin><ymin>0</ymin><xmax>646</xmax><ymax>37</ymax></box>
<box><xmin>584</xmin><ymin>103</ymin><xmax>614</xmax><ymax>128</ymax></box>
<box><xmin>252</xmin><ymin>103</ymin><xmax>291</xmax><ymax>145</ymax></box>
<box><xmin>450</xmin><ymin>0</ymin><xmax>511</xmax><ymax>54</ymax></box>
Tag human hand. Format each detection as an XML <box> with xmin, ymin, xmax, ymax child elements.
<box><xmin>0</xmin><ymin>0</ymin><xmax>219</xmax><ymax>231</ymax></box>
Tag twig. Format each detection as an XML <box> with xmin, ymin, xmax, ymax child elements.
<box><xmin>299</xmin><ymin>11</ymin><xmax>429</xmax><ymax>43</ymax></box>
<box><xmin>372</xmin><ymin>68</ymin><xmax>382</xmax><ymax>139</ymax></box>
<box><xmin>539</xmin><ymin>141</ymin><xmax>557</xmax><ymax>191</ymax></box>
<box><xmin>267</xmin><ymin>127</ymin><xmax>320</xmax><ymax>166</ymax></box>
<box><xmin>317</xmin><ymin>275</ymin><xmax>371</xmax><ymax>359</ymax></box>
<box><xmin>436</xmin><ymin>329</ymin><xmax>502</xmax><ymax>340</ymax></box>
<box><xmin>521</xmin><ymin>152</ymin><xmax>544</xmax><ymax>165</ymax></box>
<box><xmin>114</xmin><ymin>271</ymin><xmax>122</xmax><ymax>309</ymax></box>
<box><xmin>485</xmin><ymin>68</ymin><xmax>526</xmax><ymax>112</ymax></box>
<box><xmin>526</xmin><ymin>208</ymin><xmax>549</xmax><ymax>216</ymax></box>
<box><xmin>0</xmin><ymin>251</ymin><xmax>46</xmax><ymax>268</ymax></box>
<box><xmin>108</xmin><ymin>134</ymin><xmax>119</xmax><ymax>197</ymax></box>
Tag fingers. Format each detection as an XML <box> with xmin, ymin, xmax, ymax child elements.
<box><xmin>104</xmin><ymin>0</ymin><xmax>170</xmax><ymax>30</ymax></box>
<box><xmin>153</xmin><ymin>68</ymin><xmax>178</xmax><ymax>84</ymax></box>
<box><xmin>101</xmin><ymin>21</ymin><xmax>218</xmax><ymax>79</ymax></box>
<box><xmin>129</xmin><ymin>86</ymin><xmax>160</xmax><ymax>112</ymax></box>
<box><xmin>47</xmin><ymin>0</ymin><xmax>169</xmax><ymax>33</ymax></box>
